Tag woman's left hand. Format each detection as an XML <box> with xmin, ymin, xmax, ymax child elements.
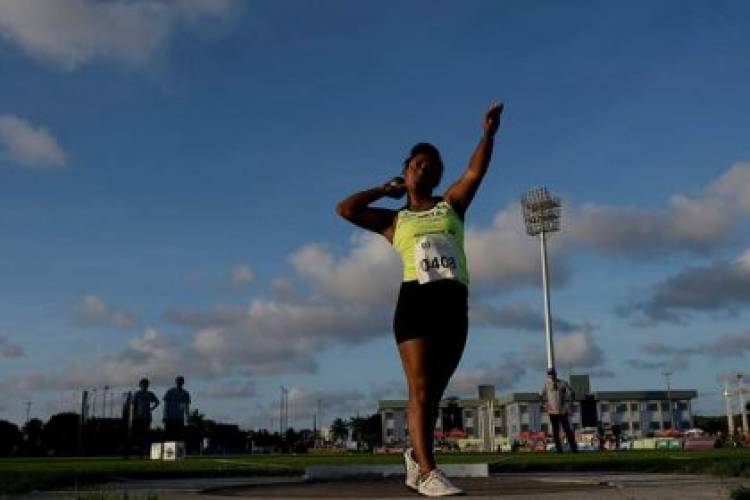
<box><xmin>483</xmin><ymin>102</ymin><xmax>504</xmax><ymax>138</ymax></box>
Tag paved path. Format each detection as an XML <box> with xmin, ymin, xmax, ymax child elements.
<box><xmin>12</xmin><ymin>472</ymin><xmax>750</xmax><ymax>499</ymax></box>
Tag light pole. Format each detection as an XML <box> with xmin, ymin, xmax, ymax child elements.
<box><xmin>725</xmin><ymin>381</ymin><xmax>735</xmax><ymax>437</ymax></box>
<box><xmin>522</xmin><ymin>187</ymin><xmax>561</xmax><ymax>371</ymax></box>
<box><xmin>663</xmin><ymin>371</ymin><xmax>675</xmax><ymax>430</ymax></box>
<box><xmin>91</xmin><ymin>388</ymin><xmax>98</xmax><ymax>419</ymax></box>
<box><xmin>315</xmin><ymin>399</ymin><xmax>322</xmax><ymax>447</ymax></box>
<box><xmin>738</xmin><ymin>374</ymin><xmax>748</xmax><ymax>437</ymax></box>
<box><xmin>24</xmin><ymin>401</ymin><xmax>32</xmax><ymax>424</ymax></box>
<box><xmin>102</xmin><ymin>386</ymin><xmax>109</xmax><ymax>419</ymax></box>
<box><xmin>279</xmin><ymin>386</ymin><xmax>288</xmax><ymax>436</ymax></box>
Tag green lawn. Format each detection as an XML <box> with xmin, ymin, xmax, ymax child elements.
<box><xmin>3</xmin><ymin>449</ymin><xmax>750</xmax><ymax>494</ymax></box>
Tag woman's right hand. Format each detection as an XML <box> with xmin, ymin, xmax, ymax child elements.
<box><xmin>382</xmin><ymin>176</ymin><xmax>406</xmax><ymax>199</ymax></box>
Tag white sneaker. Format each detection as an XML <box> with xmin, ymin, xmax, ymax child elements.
<box><xmin>418</xmin><ymin>468</ymin><xmax>464</xmax><ymax>497</ymax></box>
<box><xmin>403</xmin><ymin>447</ymin><xmax>419</xmax><ymax>490</ymax></box>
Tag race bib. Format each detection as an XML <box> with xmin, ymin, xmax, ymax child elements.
<box><xmin>414</xmin><ymin>234</ymin><xmax>459</xmax><ymax>284</ymax></box>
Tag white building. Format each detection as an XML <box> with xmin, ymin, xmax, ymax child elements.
<box><xmin>379</xmin><ymin>375</ymin><xmax>697</xmax><ymax>447</ymax></box>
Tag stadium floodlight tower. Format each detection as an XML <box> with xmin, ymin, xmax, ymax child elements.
<box><xmin>522</xmin><ymin>187</ymin><xmax>562</xmax><ymax>371</ymax></box>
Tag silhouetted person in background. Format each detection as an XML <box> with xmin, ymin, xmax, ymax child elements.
<box><xmin>132</xmin><ymin>377</ymin><xmax>159</xmax><ymax>457</ymax></box>
<box><xmin>541</xmin><ymin>368</ymin><xmax>578</xmax><ymax>453</ymax></box>
<box><xmin>163</xmin><ymin>376</ymin><xmax>190</xmax><ymax>441</ymax></box>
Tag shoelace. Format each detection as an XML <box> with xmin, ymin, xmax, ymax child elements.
<box><xmin>422</xmin><ymin>469</ymin><xmax>448</xmax><ymax>487</ymax></box>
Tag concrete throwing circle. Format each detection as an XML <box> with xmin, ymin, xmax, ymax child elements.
<box><xmin>210</xmin><ymin>476</ymin><xmax>612</xmax><ymax>498</ymax></box>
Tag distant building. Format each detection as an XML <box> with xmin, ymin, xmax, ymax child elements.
<box><xmin>378</xmin><ymin>375</ymin><xmax>697</xmax><ymax>447</ymax></box>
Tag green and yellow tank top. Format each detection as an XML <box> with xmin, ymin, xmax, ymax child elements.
<box><xmin>392</xmin><ymin>200</ymin><xmax>469</xmax><ymax>286</ymax></box>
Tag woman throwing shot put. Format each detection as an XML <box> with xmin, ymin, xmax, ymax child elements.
<box><xmin>336</xmin><ymin>103</ymin><xmax>503</xmax><ymax>497</ymax></box>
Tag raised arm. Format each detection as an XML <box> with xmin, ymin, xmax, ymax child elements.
<box><xmin>444</xmin><ymin>103</ymin><xmax>504</xmax><ymax>217</ymax></box>
<box><xmin>335</xmin><ymin>177</ymin><xmax>404</xmax><ymax>243</ymax></box>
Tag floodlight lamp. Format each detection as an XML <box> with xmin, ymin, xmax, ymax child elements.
<box><xmin>521</xmin><ymin>187</ymin><xmax>561</xmax><ymax>236</ymax></box>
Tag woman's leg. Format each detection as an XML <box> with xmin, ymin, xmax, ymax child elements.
<box><xmin>399</xmin><ymin>331</ymin><xmax>467</xmax><ymax>475</ymax></box>
<box><xmin>398</xmin><ymin>338</ymin><xmax>436</xmax><ymax>475</ymax></box>
<box><xmin>428</xmin><ymin>331</ymin><xmax>467</xmax><ymax>407</ymax></box>
<box><xmin>428</xmin><ymin>285</ymin><xmax>469</xmax><ymax>410</ymax></box>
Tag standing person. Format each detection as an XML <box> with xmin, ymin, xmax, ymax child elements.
<box><xmin>541</xmin><ymin>368</ymin><xmax>578</xmax><ymax>453</ymax></box>
<box><xmin>596</xmin><ymin>423</ymin><xmax>605</xmax><ymax>451</ymax></box>
<box><xmin>336</xmin><ymin>103</ymin><xmax>503</xmax><ymax>497</ymax></box>
<box><xmin>163</xmin><ymin>376</ymin><xmax>190</xmax><ymax>441</ymax></box>
<box><xmin>132</xmin><ymin>378</ymin><xmax>159</xmax><ymax>457</ymax></box>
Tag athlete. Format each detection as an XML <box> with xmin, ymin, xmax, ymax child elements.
<box><xmin>336</xmin><ymin>102</ymin><xmax>503</xmax><ymax>497</ymax></box>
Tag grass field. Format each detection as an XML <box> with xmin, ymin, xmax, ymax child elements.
<box><xmin>3</xmin><ymin>449</ymin><xmax>750</xmax><ymax>494</ymax></box>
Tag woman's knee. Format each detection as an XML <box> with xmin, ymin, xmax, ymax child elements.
<box><xmin>408</xmin><ymin>379</ymin><xmax>430</xmax><ymax>406</ymax></box>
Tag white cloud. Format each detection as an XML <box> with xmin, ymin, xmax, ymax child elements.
<box><xmin>95</xmin><ymin>326</ymin><xmax>183</xmax><ymax>384</ymax></box>
<box><xmin>167</xmin><ymin>234</ymin><xmax>401</xmax><ymax>377</ymax></box>
<box><xmin>290</xmin><ymin>233</ymin><xmax>401</xmax><ymax>308</ymax></box>
<box><xmin>190</xmin><ymin>298</ymin><xmax>387</xmax><ymax>376</ymax></box>
<box><xmin>0</xmin><ymin>0</ymin><xmax>241</xmax><ymax>70</ymax></box>
<box><xmin>448</xmin><ymin>355</ymin><xmax>527</xmax><ymax>397</ymax></box>
<box><xmin>471</xmin><ymin>301</ymin><xmax>583</xmax><ymax>333</ymax></box>
<box><xmin>566</xmin><ymin>163</ymin><xmax>750</xmax><ymax>257</ymax></box>
<box><xmin>0</xmin><ymin>114</ymin><xmax>67</xmax><ymax>168</ymax></box>
<box><xmin>120</xmin><ymin>328</ymin><xmax>181</xmax><ymax>376</ymax></box>
<box><xmin>555</xmin><ymin>330</ymin><xmax>605</xmax><ymax>368</ymax></box>
<box><xmin>524</xmin><ymin>329</ymin><xmax>605</xmax><ymax>372</ymax></box>
<box><xmin>465</xmin><ymin>205</ymin><xmax>565</xmax><ymax>291</ymax></box>
<box><xmin>635</xmin><ymin>330</ymin><xmax>750</xmax><ymax>370</ymax></box>
<box><xmin>709</xmin><ymin>162</ymin><xmax>750</xmax><ymax>212</ymax></box>
<box><xmin>620</xmin><ymin>248</ymin><xmax>750</xmax><ymax>323</ymax></box>
<box><xmin>566</xmin><ymin>199</ymin><xmax>731</xmax><ymax>256</ymax></box>
<box><xmin>73</xmin><ymin>294</ymin><xmax>139</xmax><ymax>330</ymax></box>
<box><xmin>7</xmin><ymin>327</ymin><xmax>183</xmax><ymax>392</ymax></box>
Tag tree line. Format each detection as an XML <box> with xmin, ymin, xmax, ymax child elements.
<box><xmin>0</xmin><ymin>411</ymin><xmax>382</xmax><ymax>457</ymax></box>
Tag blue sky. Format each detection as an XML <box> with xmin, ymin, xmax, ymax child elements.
<box><xmin>1</xmin><ymin>0</ymin><xmax>749</xmax><ymax>428</ymax></box>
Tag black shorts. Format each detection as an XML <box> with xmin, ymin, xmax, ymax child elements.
<box><xmin>393</xmin><ymin>279</ymin><xmax>469</xmax><ymax>343</ymax></box>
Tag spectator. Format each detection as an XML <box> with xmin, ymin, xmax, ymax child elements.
<box><xmin>541</xmin><ymin>368</ymin><xmax>578</xmax><ymax>453</ymax></box>
<box><xmin>163</xmin><ymin>376</ymin><xmax>190</xmax><ymax>441</ymax></box>
<box><xmin>132</xmin><ymin>378</ymin><xmax>159</xmax><ymax>457</ymax></box>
